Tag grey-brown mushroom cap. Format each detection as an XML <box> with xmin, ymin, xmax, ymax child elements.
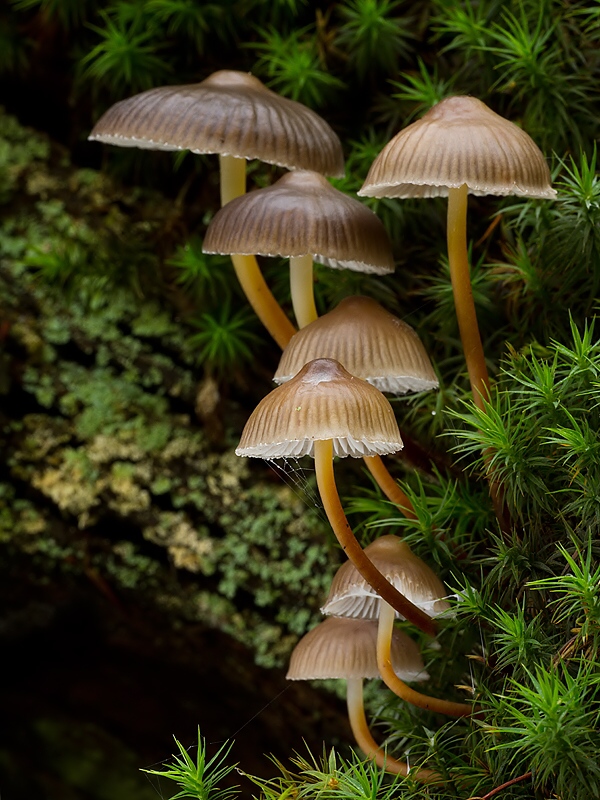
<box><xmin>286</xmin><ymin>616</ymin><xmax>429</xmax><ymax>682</ymax></box>
<box><xmin>203</xmin><ymin>171</ymin><xmax>394</xmax><ymax>275</ymax></box>
<box><xmin>274</xmin><ymin>295</ymin><xmax>438</xmax><ymax>394</ymax></box>
<box><xmin>321</xmin><ymin>535</ymin><xmax>451</xmax><ymax>619</ymax></box>
<box><xmin>359</xmin><ymin>95</ymin><xmax>557</xmax><ymax>199</ymax></box>
<box><xmin>89</xmin><ymin>70</ymin><xmax>345</xmax><ymax>177</ymax></box>
<box><xmin>236</xmin><ymin>358</ymin><xmax>403</xmax><ymax>459</ymax></box>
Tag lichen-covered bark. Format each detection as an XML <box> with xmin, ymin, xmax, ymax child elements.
<box><xmin>0</xmin><ymin>107</ymin><xmax>338</xmax><ymax>668</ymax></box>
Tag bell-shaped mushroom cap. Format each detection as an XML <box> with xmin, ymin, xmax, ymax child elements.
<box><xmin>236</xmin><ymin>358</ymin><xmax>403</xmax><ymax>459</ymax></box>
<box><xmin>89</xmin><ymin>70</ymin><xmax>344</xmax><ymax>177</ymax></box>
<box><xmin>321</xmin><ymin>535</ymin><xmax>450</xmax><ymax>619</ymax></box>
<box><xmin>203</xmin><ymin>171</ymin><xmax>394</xmax><ymax>275</ymax></box>
<box><xmin>274</xmin><ymin>295</ymin><xmax>438</xmax><ymax>393</ymax></box>
<box><xmin>359</xmin><ymin>96</ymin><xmax>556</xmax><ymax>200</ymax></box>
<box><xmin>286</xmin><ymin>616</ymin><xmax>429</xmax><ymax>682</ymax></box>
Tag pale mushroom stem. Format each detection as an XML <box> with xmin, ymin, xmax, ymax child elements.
<box><xmin>446</xmin><ymin>184</ymin><xmax>490</xmax><ymax>410</ymax></box>
<box><xmin>313</xmin><ymin>439</ymin><xmax>437</xmax><ymax>636</ymax></box>
<box><xmin>219</xmin><ymin>154</ymin><xmax>296</xmax><ymax>350</ymax></box>
<box><xmin>346</xmin><ymin>678</ymin><xmax>440</xmax><ymax>782</ymax></box>
<box><xmin>289</xmin><ymin>254</ymin><xmax>318</xmax><ymax>328</ymax></box>
<box><xmin>377</xmin><ymin>600</ymin><xmax>474</xmax><ymax>718</ymax></box>
<box><xmin>363</xmin><ymin>455</ymin><xmax>417</xmax><ymax>519</ymax></box>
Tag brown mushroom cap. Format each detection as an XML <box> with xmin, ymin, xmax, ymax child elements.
<box><xmin>89</xmin><ymin>70</ymin><xmax>344</xmax><ymax>176</ymax></box>
<box><xmin>359</xmin><ymin>95</ymin><xmax>556</xmax><ymax>199</ymax></box>
<box><xmin>203</xmin><ymin>171</ymin><xmax>394</xmax><ymax>275</ymax></box>
<box><xmin>236</xmin><ymin>358</ymin><xmax>403</xmax><ymax>459</ymax></box>
<box><xmin>286</xmin><ymin>616</ymin><xmax>429</xmax><ymax>682</ymax></box>
<box><xmin>274</xmin><ymin>295</ymin><xmax>438</xmax><ymax>393</ymax></box>
<box><xmin>321</xmin><ymin>535</ymin><xmax>450</xmax><ymax>619</ymax></box>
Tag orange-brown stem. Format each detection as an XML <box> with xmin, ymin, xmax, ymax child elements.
<box><xmin>313</xmin><ymin>440</ymin><xmax>437</xmax><ymax>636</ymax></box>
<box><xmin>219</xmin><ymin>154</ymin><xmax>296</xmax><ymax>350</ymax></box>
<box><xmin>447</xmin><ymin>184</ymin><xmax>490</xmax><ymax>410</ymax></box>
<box><xmin>346</xmin><ymin>678</ymin><xmax>440</xmax><ymax>782</ymax></box>
<box><xmin>447</xmin><ymin>185</ymin><xmax>508</xmax><ymax>532</ymax></box>
<box><xmin>377</xmin><ymin>601</ymin><xmax>475</xmax><ymax>718</ymax></box>
<box><xmin>364</xmin><ymin>455</ymin><xmax>417</xmax><ymax>519</ymax></box>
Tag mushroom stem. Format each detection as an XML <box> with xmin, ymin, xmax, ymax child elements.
<box><xmin>346</xmin><ymin>678</ymin><xmax>439</xmax><ymax>782</ymax></box>
<box><xmin>446</xmin><ymin>184</ymin><xmax>490</xmax><ymax>410</ymax></box>
<box><xmin>289</xmin><ymin>254</ymin><xmax>318</xmax><ymax>328</ymax></box>
<box><xmin>447</xmin><ymin>186</ymin><xmax>509</xmax><ymax>531</ymax></box>
<box><xmin>219</xmin><ymin>154</ymin><xmax>296</xmax><ymax>349</ymax></box>
<box><xmin>376</xmin><ymin>600</ymin><xmax>474</xmax><ymax>718</ymax></box>
<box><xmin>313</xmin><ymin>440</ymin><xmax>437</xmax><ymax>636</ymax></box>
<box><xmin>363</xmin><ymin>456</ymin><xmax>417</xmax><ymax>519</ymax></box>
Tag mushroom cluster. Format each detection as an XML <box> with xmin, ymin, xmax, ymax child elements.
<box><xmin>90</xmin><ymin>76</ymin><xmax>554</xmax><ymax>782</ymax></box>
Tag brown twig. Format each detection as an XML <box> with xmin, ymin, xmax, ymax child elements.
<box><xmin>468</xmin><ymin>770</ymin><xmax>533</xmax><ymax>800</ymax></box>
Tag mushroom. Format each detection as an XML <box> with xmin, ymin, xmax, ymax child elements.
<box><xmin>203</xmin><ymin>171</ymin><xmax>394</xmax><ymax>329</ymax></box>
<box><xmin>236</xmin><ymin>357</ymin><xmax>436</xmax><ymax>635</ymax></box>
<box><xmin>273</xmin><ymin>294</ymin><xmax>439</xmax><ymax>514</ymax></box>
<box><xmin>89</xmin><ymin>69</ymin><xmax>345</xmax><ymax>349</ymax></box>
<box><xmin>287</xmin><ymin>615</ymin><xmax>439</xmax><ymax>781</ymax></box>
<box><xmin>359</xmin><ymin>96</ymin><xmax>556</xmax><ymax>410</ymax></box>
<box><xmin>321</xmin><ymin>535</ymin><xmax>474</xmax><ymax>718</ymax></box>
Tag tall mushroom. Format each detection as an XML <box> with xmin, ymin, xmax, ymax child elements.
<box><xmin>321</xmin><ymin>535</ymin><xmax>474</xmax><ymax>718</ymax></box>
<box><xmin>89</xmin><ymin>69</ymin><xmax>345</xmax><ymax>349</ymax></box>
<box><xmin>236</xmin><ymin>357</ymin><xmax>436</xmax><ymax>635</ymax></box>
<box><xmin>203</xmin><ymin>171</ymin><xmax>394</xmax><ymax>329</ymax></box>
<box><xmin>274</xmin><ymin>295</ymin><xmax>438</xmax><ymax>514</ymax></box>
<box><xmin>359</xmin><ymin>96</ymin><xmax>556</xmax><ymax>410</ymax></box>
<box><xmin>287</xmin><ymin>615</ymin><xmax>438</xmax><ymax>781</ymax></box>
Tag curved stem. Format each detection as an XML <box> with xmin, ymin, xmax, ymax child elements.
<box><xmin>447</xmin><ymin>185</ymin><xmax>490</xmax><ymax>410</ymax></box>
<box><xmin>313</xmin><ymin>440</ymin><xmax>437</xmax><ymax>636</ymax></box>
<box><xmin>289</xmin><ymin>254</ymin><xmax>318</xmax><ymax>328</ymax></box>
<box><xmin>346</xmin><ymin>678</ymin><xmax>440</xmax><ymax>783</ymax></box>
<box><xmin>219</xmin><ymin>155</ymin><xmax>296</xmax><ymax>350</ymax></box>
<box><xmin>363</xmin><ymin>456</ymin><xmax>417</xmax><ymax>519</ymax></box>
<box><xmin>377</xmin><ymin>601</ymin><xmax>475</xmax><ymax>718</ymax></box>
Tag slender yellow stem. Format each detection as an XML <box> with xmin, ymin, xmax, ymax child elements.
<box><xmin>377</xmin><ymin>601</ymin><xmax>474</xmax><ymax>718</ymax></box>
<box><xmin>346</xmin><ymin>678</ymin><xmax>440</xmax><ymax>782</ymax></box>
<box><xmin>218</xmin><ymin>154</ymin><xmax>296</xmax><ymax>350</ymax></box>
<box><xmin>289</xmin><ymin>254</ymin><xmax>318</xmax><ymax>328</ymax></box>
<box><xmin>447</xmin><ymin>185</ymin><xmax>508</xmax><ymax>532</ymax></box>
<box><xmin>447</xmin><ymin>184</ymin><xmax>490</xmax><ymax>410</ymax></box>
<box><xmin>363</xmin><ymin>455</ymin><xmax>417</xmax><ymax>519</ymax></box>
<box><xmin>313</xmin><ymin>440</ymin><xmax>437</xmax><ymax>636</ymax></box>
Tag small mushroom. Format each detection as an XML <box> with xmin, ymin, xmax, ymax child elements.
<box><xmin>90</xmin><ymin>70</ymin><xmax>344</xmax><ymax>349</ymax></box>
<box><xmin>321</xmin><ymin>535</ymin><xmax>474</xmax><ymax>719</ymax></box>
<box><xmin>236</xmin><ymin>357</ymin><xmax>436</xmax><ymax>635</ymax></box>
<box><xmin>203</xmin><ymin>172</ymin><xmax>394</xmax><ymax>329</ymax></box>
<box><xmin>359</xmin><ymin>96</ymin><xmax>556</xmax><ymax>410</ymax></box>
<box><xmin>287</xmin><ymin>616</ymin><xmax>438</xmax><ymax>781</ymax></box>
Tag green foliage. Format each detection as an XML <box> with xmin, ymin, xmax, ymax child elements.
<box><xmin>335</xmin><ymin>0</ymin><xmax>414</xmax><ymax>81</ymax></box>
<box><xmin>251</xmin><ymin>25</ymin><xmax>345</xmax><ymax>108</ymax></box>
<box><xmin>142</xmin><ymin>729</ymin><xmax>240</xmax><ymax>800</ymax></box>
<box><xmin>186</xmin><ymin>302</ymin><xmax>262</xmax><ymax>377</ymax></box>
<box><xmin>78</xmin><ymin>10</ymin><xmax>172</xmax><ymax>96</ymax></box>
<box><xmin>490</xmin><ymin>664</ymin><xmax>600</xmax><ymax>800</ymax></box>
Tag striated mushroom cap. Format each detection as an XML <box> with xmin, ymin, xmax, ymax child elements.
<box><xmin>89</xmin><ymin>70</ymin><xmax>344</xmax><ymax>176</ymax></box>
<box><xmin>286</xmin><ymin>616</ymin><xmax>429</xmax><ymax>682</ymax></box>
<box><xmin>236</xmin><ymin>358</ymin><xmax>403</xmax><ymax>459</ymax></box>
<box><xmin>274</xmin><ymin>295</ymin><xmax>438</xmax><ymax>393</ymax></box>
<box><xmin>359</xmin><ymin>95</ymin><xmax>556</xmax><ymax>199</ymax></box>
<box><xmin>321</xmin><ymin>535</ymin><xmax>450</xmax><ymax>619</ymax></box>
<box><xmin>203</xmin><ymin>171</ymin><xmax>394</xmax><ymax>275</ymax></box>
